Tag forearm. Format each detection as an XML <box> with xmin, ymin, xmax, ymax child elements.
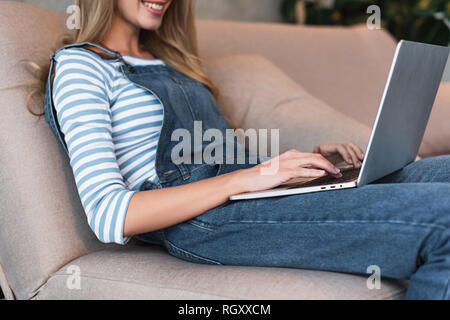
<box><xmin>123</xmin><ymin>170</ymin><xmax>246</xmax><ymax>237</ymax></box>
<box><xmin>123</xmin><ymin>147</ymin><xmax>349</xmax><ymax>238</ymax></box>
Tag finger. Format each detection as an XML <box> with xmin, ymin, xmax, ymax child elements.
<box><xmin>296</xmin><ymin>168</ymin><xmax>328</xmax><ymax>178</ymax></box>
<box><xmin>297</xmin><ymin>167</ymin><xmax>343</xmax><ymax>179</ymax></box>
<box><xmin>349</xmin><ymin>142</ymin><xmax>365</xmax><ymax>161</ymax></box>
<box><xmin>313</xmin><ymin>146</ymin><xmax>320</xmax><ymax>153</ymax></box>
<box><xmin>344</xmin><ymin>144</ymin><xmax>360</xmax><ymax>168</ymax></box>
<box><xmin>316</xmin><ymin>143</ymin><xmax>339</xmax><ymax>156</ymax></box>
<box><xmin>335</xmin><ymin>144</ymin><xmax>353</xmax><ymax>165</ymax></box>
<box><xmin>296</xmin><ymin>155</ymin><xmax>341</xmax><ymax>176</ymax></box>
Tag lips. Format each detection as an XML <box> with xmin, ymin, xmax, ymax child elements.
<box><xmin>141</xmin><ymin>0</ymin><xmax>167</xmax><ymax>16</ymax></box>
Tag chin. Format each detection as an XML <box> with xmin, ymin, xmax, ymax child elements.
<box><xmin>139</xmin><ymin>20</ymin><xmax>163</xmax><ymax>31</ymax></box>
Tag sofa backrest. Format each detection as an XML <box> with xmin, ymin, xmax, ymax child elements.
<box><xmin>0</xmin><ymin>2</ymin><xmax>106</xmax><ymax>300</ymax></box>
<box><xmin>196</xmin><ymin>20</ymin><xmax>398</xmax><ymax>129</ymax></box>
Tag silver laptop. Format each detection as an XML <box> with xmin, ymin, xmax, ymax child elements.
<box><xmin>230</xmin><ymin>40</ymin><xmax>450</xmax><ymax>201</ymax></box>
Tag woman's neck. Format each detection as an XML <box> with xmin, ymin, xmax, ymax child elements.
<box><xmin>101</xmin><ymin>15</ymin><xmax>155</xmax><ymax>59</ymax></box>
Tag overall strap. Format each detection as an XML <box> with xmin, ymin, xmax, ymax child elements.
<box><xmin>50</xmin><ymin>42</ymin><xmax>121</xmax><ymax>60</ymax></box>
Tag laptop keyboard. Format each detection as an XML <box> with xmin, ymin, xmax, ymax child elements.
<box><xmin>281</xmin><ymin>167</ymin><xmax>361</xmax><ymax>190</ymax></box>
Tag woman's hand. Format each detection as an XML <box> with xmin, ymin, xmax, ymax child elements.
<box><xmin>234</xmin><ymin>149</ymin><xmax>343</xmax><ymax>193</ymax></box>
<box><xmin>313</xmin><ymin>142</ymin><xmax>365</xmax><ymax>168</ymax></box>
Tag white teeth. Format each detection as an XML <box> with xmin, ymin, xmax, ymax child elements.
<box><xmin>143</xmin><ymin>2</ymin><xmax>164</xmax><ymax>11</ymax></box>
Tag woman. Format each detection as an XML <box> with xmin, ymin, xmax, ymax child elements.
<box><xmin>31</xmin><ymin>0</ymin><xmax>450</xmax><ymax>299</ymax></box>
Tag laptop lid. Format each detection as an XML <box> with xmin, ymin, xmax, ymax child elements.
<box><xmin>357</xmin><ymin>40</ymin><xmax>450</xmax><ymax>187</ymax></box>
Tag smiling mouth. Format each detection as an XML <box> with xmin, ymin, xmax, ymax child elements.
<box><xmin>141</xmin><ymin>1</ymin><xmax>165</xmax><ymax>13</ymax></box>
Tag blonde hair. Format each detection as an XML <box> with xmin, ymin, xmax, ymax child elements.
<box><xmin>23</xmin><ymin>0</ymin><xmax>218</xmax><ymax>116</ymax></box>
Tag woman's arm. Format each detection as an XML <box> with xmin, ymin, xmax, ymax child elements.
<box><xmin>124</xmin><ymin>169</ymin><xmax>243</xmax><ymax>236</ymax></box>
<box><xmin>123</xmin><ymin>148</ymin><xmax>347</xmax><ymax>237</ymax></box>
<box><xmin>53</xmin><ymin>50</ymin><xmax>138</xmax><ymax>245</ymax></box>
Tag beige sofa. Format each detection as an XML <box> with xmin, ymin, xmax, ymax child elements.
<box><xmin>2</xmin><ymin>1</ymin><xmax>449</xmax><ymax>300</ymax></box>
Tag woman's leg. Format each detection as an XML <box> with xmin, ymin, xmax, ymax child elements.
<box><xmin>163</xmin><ymin>180</ymin><xmax>450</xmax><ymax>299</ymax></box>
<box><xmin>374</xmin><ymin>155</ymin><xmax>450</xmax><ymax>184</ymax></box>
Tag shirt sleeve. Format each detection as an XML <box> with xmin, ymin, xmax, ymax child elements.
<box><xmin>52</xmin><ymin>50</ymin><xmax>136</xmax><ymax>245</ymax></box>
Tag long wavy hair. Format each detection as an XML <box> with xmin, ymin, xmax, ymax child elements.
<box><xmin>23</xmin><ymin>0</ymin><xmax>218</xmax><ymax>116</ymax></box>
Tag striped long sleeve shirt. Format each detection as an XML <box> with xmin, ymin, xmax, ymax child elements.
<box><xmin>52</xmin><ymin>48</ymin><xmax>165</xmax><ymax>244</ymax></box>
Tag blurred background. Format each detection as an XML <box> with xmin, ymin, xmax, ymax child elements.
<box><xmin>282</xmin><ymin>0</ymin><xmax>450</xmax><ymax>46</ymax></box>
<box><xmin>7</xmin><ymin>0</ymin><xmax>450</xmax><ymax>81</ymax></box>
<box><xmin>8</xmin><ymin>0</ymin><xmax>286</xmax><ymax>21</ymax></box>
<box><xmin>10</xmin><ymin>0</ymin><xmax>450</xmax><ymax>43</ymax></box>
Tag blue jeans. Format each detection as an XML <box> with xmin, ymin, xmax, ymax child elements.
<box><xmin>139</xmin><ymin>155</ymin><xmax>450</xmax><ymax>300</ymax></box>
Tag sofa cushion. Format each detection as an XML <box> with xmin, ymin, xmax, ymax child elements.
<box><xmin>204</xmin><ymin>54</ymin><xmax>372</xmax><ymax>154</ymax></box>
<box><xmin>34</xmin><ymin>245</ymin><xmax>408</xmax><ymax>300</ymax></box>
<box><xmin>196</xmin><ymin>21</ymin><xmax>396</xmax><ymax>138</ymax></box>
<box><xmin>196</xmin><ymin>20</ymin><xmax>450</xmax><ymax>158</ymax></box>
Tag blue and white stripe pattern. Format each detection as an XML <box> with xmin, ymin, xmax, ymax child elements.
<box><xmin>52</xmin><ymin>48</ymin><xmax>165</xmax><ymax>244</ymax></box>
